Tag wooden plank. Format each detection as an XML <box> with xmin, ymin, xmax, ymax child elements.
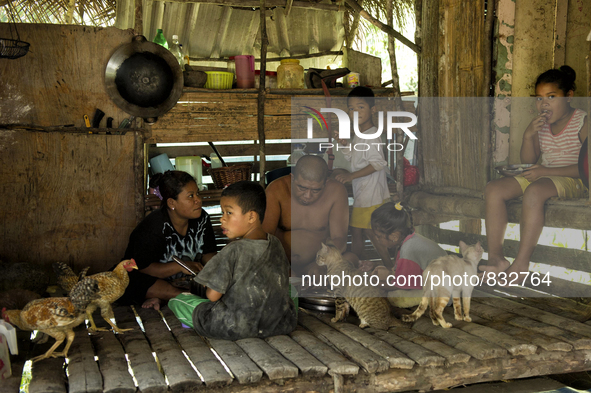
<box><xmin>235</xmin><ymin>338</ymin><xmax>298</xmax><ymax>380</ymax></box>
<box><xmin>289</xmin><ymin>329</ymin><xmax>359</xmax><ymax>375</ymax></box>
<box><xmin>390</xmin><ymin>327</ymin><xmax>471</xmax><ymax>364</ymax></box>
<box><xmin>264</xmin><ymin>335</ymin><xmax>328</xmax><ymax>377</ymax></box>
<box><xmin>409</xmin><ymin>191</ymin><xmax>591</xmax><ymax>231</ymax></box>
<box><xmin>66</xmin><ymin>328</ymin><xmax>103</xmax><ymax>393</ymax></box>
<box><xmin>507</xmin><ymin>316</ymin><xmax>591</xmax><ymax>350</ymax></box>
<box><xmin>161</xmin><ymin>307</ymin><xmax>233</xmax><ymax>386</ymax></box>
<box><xmin>136</xmin><ymin>308</ymin><xmax>202</xmax><ymax>391</ymax></box>
<box><xmin>419</xmin><ymin>224</ymin><xmax>591</xmax><ymax>273</ymax></box>
<box><xmin>298</xmin><ymin>313</ymin><xmax>389</xmax><ymax>373</ymax></box>
<box><xmin>0</xmin><ymin>25</ymin><xmax>134</xmax><ymax>127</ymax></box>
<box><xmin>315</xmin><ymin>315</ymin><xmax>414</xmax><ymax>369</ymax></box>
<box><xmin>90</xmin><ymin>330</ymin><xmax>136</xmax><ymax>393</ymax></box>
<box><xmin>150</xmin><ymin>143</ymin><xmax>291</xmax><ymax>159</ymax></box>
<box><xmin>440</xmin><ymin>308</ymin><xmax>537</xmax><ymax>356</ymax></box>
<box><xmin>206</xmin><ymin>338</ymin><xmax>263</xmax><ymax>384</ymax></box>
<box><xmin>468</xmin><ymin>301</ymin><xmax>574</xmax><ymax>351</ymax></box>
<box><xmin>477</xmin><ymin>319</ymin><xmax>572</xmax><ymax>352</ymax></box>
<box><xmin>88</xmin><ymin>309</ymin><xmax>137</xmax><ymax>393</ymax></box>
<box><xmin>410</xmin><ymin>318</ymin><xmax>507</xmax><ymax>360</ymax></box>
<box><xmin>367</xmin><ymin>328</ymin><xmax>445</xmax><ymax>367</ymax></box>
<box><xmin>0</xmin><ymin>131</ymin><xmax>139</xmax><ymax>274</ymax></box>
<box><xmin>112</xmin><ymin>306</ymin><xmax>168</xmax><ymax>393</ymax></box>
<box><xmin>28</xmin><ymin>358</ymin><xmax>67</xmax><ymax>393</ymax></box>
<box><xmin>476</xmin><ymin>285</ymin><xmax>591</xmax><ymax>322</ymax></box>
<box><xmin>373</xmin><ymin>349</ymin><xmax>591</xmax><ymax>393</ymax></box>
<box><xmin>474</xmin><ymin>296</ymin><xmax>591</xmax><ymax>339</ymax></box>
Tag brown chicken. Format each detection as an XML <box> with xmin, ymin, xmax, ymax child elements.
<box><xmin>2</xmin><ymin>278</ymin><xmax>100</xmax><ymax>362</ymax></box>
<box><xmin>53</xmin><ymin>260</ymin><xmax>137</xmax><ymax>333</ymax></box>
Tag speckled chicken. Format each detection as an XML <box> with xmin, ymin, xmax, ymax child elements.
<box><xmin>52</xmin><ymin>260</ymin><xmax>137</xmax><ymax>333</ymax></box>
<box><xmin>1</xmin><ymin>278</ymin><xmax>100</xmax><ymax>362</ymax></box>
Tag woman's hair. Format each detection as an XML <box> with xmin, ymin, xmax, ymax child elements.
<box><xmin>535</xmin><ymin>65</ymin><xmax>576</xmax><ymax>95</ymax></box>
<box><xmin>371</xmin><ymin>202</ymin><xmax>414</xmax><ymax>238</ymax></box>
<box><xmin>154</xmin><ymin>170</ymin><xmax>196</xmax><ymax>209</ymax></box>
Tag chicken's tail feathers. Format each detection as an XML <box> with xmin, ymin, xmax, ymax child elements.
<box><xmin>78</xmin><ymin>266</ymin><xmax>90</xmax><ymax>281</ymax></box>
<box><xmin>53</xmin><ymin>261</ymin><xmax>75</xmax><ymax>277</ymax></box>
<box><xmin>69</xmin><ymin>278</ymin><xmax>100</xmax><ymax>312</ymax></box>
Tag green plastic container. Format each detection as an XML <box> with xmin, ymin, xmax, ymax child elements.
<box><xmin>153</xmin><ymin>29</ymin><xmax>168</xmax><ymax>49</ymax></box>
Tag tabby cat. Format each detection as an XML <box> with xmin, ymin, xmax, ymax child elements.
<box><xmin>402</xmin><ymin>241</ymin><xmax>483</xmax><ymax>328</ymax></box>
<box><xmin>316</xmin><ymin>243</ymin><xmax>402</xmax><ymax>330</ymax></box>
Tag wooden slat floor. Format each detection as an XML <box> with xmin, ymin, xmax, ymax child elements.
<box><xmin>3</xmin><ymin>291</ymin><xmax>591</xmax><ymax>393</ymax></box>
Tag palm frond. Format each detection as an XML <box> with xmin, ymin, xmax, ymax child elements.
<box><xmin>0</xmin><ymin>0</ymin><xmax>115</xmax><ymax>26</ymax></box>
<box><xmin>344</xmin><ymin>0</ymin><xmax>414</xmax><ymax>49</ymax></box>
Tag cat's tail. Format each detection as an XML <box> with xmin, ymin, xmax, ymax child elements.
<box><xmin>401</xmin><ymin>296</ymin><xmax>428</xmax><ymax>323</ymax></box>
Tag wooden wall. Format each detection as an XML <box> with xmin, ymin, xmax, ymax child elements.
<box><xmin>149</xmin><ymin>90</ymin><xmax>416</xmax><ymax>143</ymax></box>
<box><xmin>0</xmin><ymin>25</ymin><xmax>143</xmax><ymax>272</ymax></box>
<box><xmin>0</xmin><ymin>24</ymin><xmax>134</xmax><ymax>128</ymax></box>
<box><xmin>418</xmin><ymin>0</ymin><xmax>488</xmax><ymax>191</ymax></box>
<box><xmin>0</xmin><ymin>129</ymin><xmax>143</xmax><ymax>273</ymax></box>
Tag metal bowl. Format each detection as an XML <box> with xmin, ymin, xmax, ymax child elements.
<box><xmin>105</xmin><ymin>35</ymin><xmax>184</xmax><ymax>123</ymax></box>
<box><xmin>495</xmin><ymin>164</ymin><xmax>534</xmax><ymax>177</ymax></box>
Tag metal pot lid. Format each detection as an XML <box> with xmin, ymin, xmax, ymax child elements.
<box><xmin>299</xmin><ymin>297</ymin><xmax>337</xmax><ymax>306</ymax></box>
<box><xmin>105</xmin><ymin>35</ymin><xmax>183</xmax><ymax>123</ymax></box>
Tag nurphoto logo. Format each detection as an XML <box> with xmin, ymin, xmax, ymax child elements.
<box><xmin>303</xmin><ymin>107</ymin><xmax>418</xmax><ymax>152</ymax></box>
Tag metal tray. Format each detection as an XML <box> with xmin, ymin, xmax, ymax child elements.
<box><xmin>495</xmin><ymin>164</ymin><xmax>534</xmax><ymax>177</ymax></box>
<box><xmin>299</xmin><ymin>297</ymin><xmax>336</xmax><ymax>306</ymax></box>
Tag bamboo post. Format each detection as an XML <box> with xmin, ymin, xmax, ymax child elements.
<box><xmin>284</xmin><ymin>0</ymin><xmax>293</xmax><ymax>16</ymax></box>
<box><xmin>135</xmin><ymin>0</ymin><xmax>143</xmax><ymax>36</ymax></box>
<box><xmin>258</xmin><ymin>0</ymin><xmax>268</xmax><ymax>187</ymax></box>
<box><xmin>345</xmin><ymin>0</ymin><xmax>364</xmax><ymax>48</ymax></box>
<box><xmin>482</xmin><ymin>0</ymin><xmax>494</xmax><ymax>181</ymax></box>
<box><xmin>587</xmin><ymin>39</ymin><xmax>591</xmax><ymax>204</ymax></box>
<box><xmin>385</xmin><ymin>0</ymin><xmax>405</xmax><ymax>199</ymax></box>
<box><xmin>344</xmin><ymin>0</ymin><xmax>421</xmax><ymax>54</ymax></box>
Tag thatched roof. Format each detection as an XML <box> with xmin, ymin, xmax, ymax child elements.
<box><xmin>0</xmin><ymin>0</ymin><xmax>115</xmax><ymax>26</ymax></box>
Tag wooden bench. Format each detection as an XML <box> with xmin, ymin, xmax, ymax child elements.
<box><xmin>4</xmin><ymin>295</ymin><xmax>591</xmax><ymax>393</ymax></box>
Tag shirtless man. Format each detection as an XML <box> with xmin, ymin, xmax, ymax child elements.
<box><xmin>263</xmin><ymin>155</ymin><xmax>349</xmax><ymax>277</ymax></box>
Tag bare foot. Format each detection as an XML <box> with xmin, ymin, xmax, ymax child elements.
<box><xmin>142</xmin><ymin>298</ymin><xmax>162</xmax><ymax>310</ymax></box>
<box><xmin>479</xmin><ymin>255</ymin><xmax>511</xmax><ymax>273</ymax></box>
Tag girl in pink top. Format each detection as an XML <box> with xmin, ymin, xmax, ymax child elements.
<box><xmin>481</xmin><ymin>65</ymin><xmax>588</xmax><ymax>281</ymax></box>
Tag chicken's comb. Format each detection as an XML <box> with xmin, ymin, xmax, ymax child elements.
<box><xmin>131</xmin><ymin>258</ymin><xmax>136</xmax><ymax>265</ymax></box>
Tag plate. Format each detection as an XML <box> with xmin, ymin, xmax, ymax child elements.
<box><xmin>495</xmin><ymin>164</ymin><xmax>534</xmax><ymax>177</ymax></box>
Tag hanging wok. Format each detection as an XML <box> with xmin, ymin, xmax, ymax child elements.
<box><xmin>105</xmin><ymin>35</ymin><xmax>183</xmax><ymax>124</ymax></box>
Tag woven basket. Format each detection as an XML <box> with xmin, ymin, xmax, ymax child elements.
<box><xmin>0</xmin><ymin>38</ymin><xmax>30</xmax><ymax>59</ymax></box>
<box><xmin>209</xmin><ymin>163</ymin><xmax>252</xmax><ymax>189</ymax></box>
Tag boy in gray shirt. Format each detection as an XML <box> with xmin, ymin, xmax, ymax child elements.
<box><xmin>169</xmin><ymin>181</ymin><xmax>297</xmax><ymax>340</ymax></box>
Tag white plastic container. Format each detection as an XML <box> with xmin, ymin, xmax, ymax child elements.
<box><xmin>0</xmin><ymin>320</ymin><xmax>18</xmax><ymax>379</ymax></box>
<box><xmin>149</xmin><ymin>153</ymin><xmax>175</xmax><ymax>174</ymax></box>
<box><xmin>175</xmin><ymin>156</ymin><xmax>204</xmax><ymax>190</ymax></box>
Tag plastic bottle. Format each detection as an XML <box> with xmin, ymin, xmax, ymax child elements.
<box><xmin>169</xmin><ymin>35</ymin><xmax>183</xmax><ymax>67</ymax></box>
<box><xmin>287</xmin><ymin>144</ymin><xmax>307</xmax><ymax>166</ymax></box>
<box><xmin>153</xmin><ymin>29</ymin><xmax>169</xmax><ymax>49</ymax></box>
<box><xmin>277</xmin><ymin>59</ymin><xmax>305</xmax><ymax>89</ymax></box>
<box><xmin>210</xmin><ymin>153</ymin><xmax>223</xmax><ymax>169</ymax></box>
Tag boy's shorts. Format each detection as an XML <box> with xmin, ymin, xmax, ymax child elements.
<box><xmin>514</xmin><ymin>175</ymin><xmax>588</xmax><ymax>199</ymax></box>
<box><xmin>170</xmin><ymin>284</ymin><xmax>300</xmax><ymax>329</ymax></box>
<box><xmin>168</xmin><ymin>293</ymin><xmax>210</xmax><ymax>329</ymax></box>
<box><xmin>351</xmin><ymin>199</ymin><xmax>390</xmax><ymax>229</ymax></box>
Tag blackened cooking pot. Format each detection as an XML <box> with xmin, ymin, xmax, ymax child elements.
<box><xmin>105</xmin><ymin>35</ymin><xmax>183</xmax><ymax>124</ymax></box>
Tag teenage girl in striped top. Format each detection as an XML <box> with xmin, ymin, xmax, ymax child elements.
<box><xmin>480</xmin><ymin>66</ymin><xmax>588</xmax><ymax>279</ymax></box>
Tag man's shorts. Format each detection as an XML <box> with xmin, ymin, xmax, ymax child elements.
<box><xmin>514</xmin><ymin>175</ymin><xmax>588</xmax><ymax>199</ymax></box>
<box><xmin>350</xmin><ymin>199</ymin><xmax>391</xmax><ymax>229</ymax></box>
